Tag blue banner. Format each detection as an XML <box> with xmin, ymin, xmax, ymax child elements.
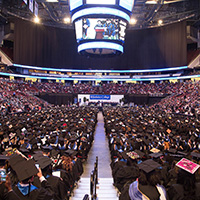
<box><xmin>90</xmin><ymin>95</ymin><xmax>110</xmax><ymax>100</ymax></box>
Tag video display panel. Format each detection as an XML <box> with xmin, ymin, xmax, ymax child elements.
<box><xmin>86</xmin><ymin>0</ymin><xmax>116</xmax><ymax>5</ymax></box>
<box><xmin>119</xmin><ymin>0</ymin><xmax>134</xmax><ymax>12</ymax></box>
<box><xmin>69</xmin><ymin>0</ymin><xmax>83</xmax><ymax>11</ymax></box>
<box><xmin>75</xmin><ymin>18</ymin><xmax>127</xmax><ymax>42</ymax></box>
<box><xmin>75</xmin><ymin>19</ymin><xmax>83</xmax><ymax>41</ymax></box>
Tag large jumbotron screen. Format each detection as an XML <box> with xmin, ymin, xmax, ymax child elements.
<box><xmin>70</xmin><ymin>1</ymin><xmax>133</xmax><ymax>56</ymax></box>
<box><xmin>75</xmin><ymin>18</ymin><xmax>127</xmax><ymax>41</ymax></box>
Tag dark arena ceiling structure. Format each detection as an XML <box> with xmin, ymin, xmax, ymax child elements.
<box><xmin>0</xmin><ymin>0</ymin><xmax>199</xmax><ymax>30</ymax></box>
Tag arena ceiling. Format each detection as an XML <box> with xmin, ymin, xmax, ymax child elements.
<box><xmin>0</xmin><ymin>0</ymin><xmax>199</xmax><ymax>30</ymax></box>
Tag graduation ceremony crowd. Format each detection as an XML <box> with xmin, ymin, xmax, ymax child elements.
<box><xmin>103</xmin><ymin>106</ymin><xmax>200</xmax><ymax>200</ymax></box>
<box><xmin>0</xmin><ymin>77</ymin><xmax>200</xmax><ymax>199</ymax></box>
<box><xmin>0</xmin><ymin>106</ymin><xmax>98</xmax><ymax>200</ymax></box>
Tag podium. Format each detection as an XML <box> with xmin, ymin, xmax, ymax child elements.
<box><xmin>95</xmin><ymin>27</ymin><xmax>105</xmax><ymax>39</ymax></box>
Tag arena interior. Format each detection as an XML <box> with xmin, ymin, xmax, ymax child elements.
<box><xmin>0</xmin><ymin>0</ymin><xmax>200</xmax><ymax>200</ymax></box>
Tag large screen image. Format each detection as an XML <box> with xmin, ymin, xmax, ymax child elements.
<box><xmin>75</xmin><ymin>18</ymin><xmax>127</xmax><ymax>42</ymax></box>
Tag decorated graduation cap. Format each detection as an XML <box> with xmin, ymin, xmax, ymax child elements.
<box><xmin>150</xmin><ymin>148</ymin><xmax>160</xmax><ymax>153</ymax></box>
<box><xmin>138</xmin><ymin>159</ymin><xmax>161</xmax><ymax>173</ymax></box>
<box><xmin>126</xmin><ymin>151</ymin><xmax>140</xmax><ymax>160</ymax></box>
<box><xmin>134</xmin><ymin>150</ymin><xmax>145</xmax><ymax>158</ymax></box>
<box><xmin>176</xmin><ymin>158</ymin><xmax>200</xmax><ymax>174</ymax></box>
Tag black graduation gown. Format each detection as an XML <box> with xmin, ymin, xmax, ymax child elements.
<box><xmin>168</xmin><ymin>183</ymin><xmax>200</xmax><ymax>200</ymax></box>
<box><xmin>60</xmin><ymin>170</ymin><xmax>74</xmax><ymax>193</ymax></box>
<box><xmin>13</xmin><ymin>180</ymin><xmax>54</xmax><ymax>200</ymax></box>
<box><xmin>0</xmin><ymin>183</ymin><xmax>21</xmax><ymax>200</ymax></box>
<box><xmin>138</xmin><ymin>184</ymin><xmax>160</xmax><ymax>200</ymax></box>
<box><xmin>114</xmin><ymin>165</ymin><xmax>139</xmax><ymax>192</ymax></box>
<box><xmin>46</xmin><ymin>175</ymin><xmax>67</xmax><ymax>200</ymax></box>
<box><xmin>119</xmin><ymin>180</ymin><xmax>132</xmax><ymax>200</ymax></box>
<box><xmin>32</xmin><ymin>175</ymin><xmax>67</xmax><ymax>200</ymax></box>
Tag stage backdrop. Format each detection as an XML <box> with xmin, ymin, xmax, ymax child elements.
<box><xmin>14</xmin><ymin>19</ymin><xmax>187</xmax><ymax>70</ymax></box>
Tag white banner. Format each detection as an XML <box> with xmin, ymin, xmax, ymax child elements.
<box><xmin>78</xmin><ymin>94</ymin><xmax>124</xmax><ymax>106</ymax></box>
<box><xmin>23</xmin><ymin>0</ymin><xmax>27</xmax><ymax>4</ymax></box>
<box><xmin>34</xmin><ymin>1</ymin><xmax>38</xmax><ymax>16</ymax></box>
<box><xmin>29</xmin><ymin>0</ymin><xmax>34</xmax><ymax>12</ymax></box>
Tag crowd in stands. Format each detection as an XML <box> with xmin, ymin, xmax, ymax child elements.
<box><xmin>36</xmin><ymin>82</ymin><xmax>73</xmax><ymax>94</ymax></box>
<box><xmin>101</xmin><ymin>83</ymin><xmax>129</xmax><ymax>94</ymax></box>
<box><xmin>0</xmin><ymin>79</ymin><xmax>49</xmax><ymax>114</ymax></box>
<box><xmin>30</xmin><ymin>79</ymin><xmax>200</xmax><ymax>96</ymax></box>
<box><xmin>1</xmin><ymin>77</ymin><xmax>199</xmax><ymax>97</ymax></box>
<box><xmin>72</xmin><ymin>83</ymin><xmax>101</xmax><ymax>94</ymax></box>
<box><xmin>1</xmin><ymin>78</ymin><xmax>200</xmax><ymax>114</ymax></box>
<box><xmin>154</xmin><ymin>80</ymin><xmax>200</xmax><ymax>116</ymax></box>
<box><xmin>0</xmin><ymin>106</ymin><xmax>98</xmax><ymax>200</ymax></box>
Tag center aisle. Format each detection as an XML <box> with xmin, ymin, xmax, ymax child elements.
<box><xmin>70</xmin><ymin>111</ymin><xmax>118</xmax><ymax>200</ymax></box>
<box><xmin>83</xmin><ymin>111</ymin><xmax>112</xmax><ymax>178</ymax></box>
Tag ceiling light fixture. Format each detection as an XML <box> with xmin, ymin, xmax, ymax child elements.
<box><xmin>158</xmin><ymin>19</ymin><xmax>163</xmax><ymax>25</ymax></box>
<box><xmin>46</xmin><ymin>0</ymin><xmax>58</xmax><ymax>2</ymax></box>
<box><xmin>130</xmin><ymin>18</ymin><xmax>137</xmax><ymax>25</ymax></box>
<box><xmin>146</xmin><ymin>0</ymin><xmax>158</xmax><ymax>4</ymax></box>
<box><xmin>34</xmin><ymin>16</ymin><xmax>40</xmax><ymax>23</ymax></box>
<box><xmin>64</xmin><ymin>17</ymin><xmax>71</xmax><ymax>23</ymax></box>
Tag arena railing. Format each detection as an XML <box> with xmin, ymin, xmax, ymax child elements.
<box><xmin>82</xmin><ymin>194</ymin><xmax>89</xmax><ymax>200</ymax></box>
<box><xmin>90</xmin><ymin>156</ymin><xmax>98</xmax><ymax>200</ymax></box>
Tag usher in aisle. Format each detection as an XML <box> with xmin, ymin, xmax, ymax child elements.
<box><xmin>70</xmin><ymin>111</ymin><xmax>118</xmax><ymax>200</ymax></box>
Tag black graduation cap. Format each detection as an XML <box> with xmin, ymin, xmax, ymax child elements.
<box><xmin>9</xmin><ymin>154</ymin><xmax>26</xmax><ymax>171</ymax></box>
<box><xmin>149</xmin><ymin>152</ymin><xmax>163</xmax><ymax>159</ymax></box>
<box><xmin>168</xmin><ymin>149</ymin><xmax>177</xmax><ymax>154</ymax></box>
<box><xmin>177</xmin><ymin>151</ymin><xmax>187</xmax><ymax>156</ymax></box>
<box><xmin>191</xmin><ymin>152</ymin><xmax>200</xmax><ymax>160</ymax></box>
<box><xmin>121</xmin><ymin>151</ymin><xmax>129</xmax><ymax>160</ymax></box>
<box><xmin>36</xmin><ymin>156</ymin><xmax>52</xmax><ymax>169</ymax></box>
<box><xmin>69</xmin><ymin>136</ymin><xmax>78</xmax><ymax>142</ymax></box>
<box><xmin>33</xmin><ymin>153</ymin><xmax>44</xmax><ymax>161</ymax></box>
<box><xmin>19</xmin><ymin>148</ymin><xmax>30</xmax><ymax>154</ymax></box>
<box><xmin>0</xmin><ymin>155</ymin><xmax>9</xmax><ymax>166</ymax></box>
<box><xmin>65</xmin><ymin>150</ymin><xmax>77</xmax><ymax>157</ymax></box>
<box><xmin>41</xmin><ymin>146</ymin><xmax>53</xmax><ymax>153</ymax></box>
<box><xmin>138</xmin><ymin>159</ymin><xmax>161</xmax><ymax>173</ymax></box>
<box><xmin>14</xmin><ymin>159</ymin><xmax>38</xmax><ymax>181</ymax></box>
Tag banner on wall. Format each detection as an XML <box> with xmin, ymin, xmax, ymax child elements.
<box><xmin>34</xmin><ymin>1</ymin><xmax>38</xmax><ymax>16</ymax></box>
<box><xmin>23</xmin><ymin>0</ymin><xmax>27</xmax><ymax>4</ymax></box>
<box><xmin>29</xmin><ymin>0</ymin><xmax>34</xmax><ymax>12</ymax></box>
<box><xmin>90</xmin><ymin>95</ymin><xmax>111</xmax><ymax>100</ymax></box>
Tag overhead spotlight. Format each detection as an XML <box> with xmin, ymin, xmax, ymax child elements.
<box><xmin>146</xmin><ymin>0</ymin><xmax>158</xmax><ymax>4</ymax></box>
<box><xmin>158</xmin><ymin>19</ymin><xmax>163</xmax><ymax>25</ymax></box>
<box><xmin>64</xmin><ymin>17</ymin><xmax>71</xmax><ymax>23</ymax></box>
<box><xmin>34</xmin><ymin>16</ymin><xmax>40</xmax><ymax>23</ymax></box>
<box><xmin>130</xmin><ymin>18</ymin><xmax>137</xmax><ymax>25</ymax></box>
<box><xmin>46</xmin><ymin>0</ymin><xmax>58</xmax><ymax>2</ymax></box>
